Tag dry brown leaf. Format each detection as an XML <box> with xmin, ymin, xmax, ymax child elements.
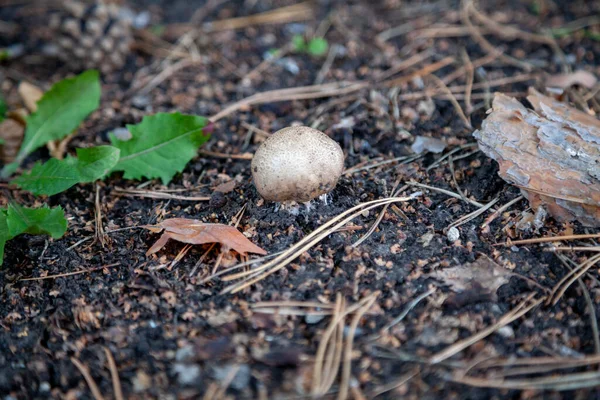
<box><xmin>213</xmin><ymin>179</ymin><xmax>237</xmax><ymax>194</ymax></box>
<box><xmin>545</xmin><ymin>70</ymin><xmax>597</xmax><ymax>89</ymax></box>
<box><xmin>427</xmin><ymin>257</ymin><xmax>511</xmax><ymax>299</ymax></box>
<box><xmin>0</xmin><ymin>117</ymin><xmax>25</xmax><ymax>163</ymax></box>
<box><xmin>18</xmin><ymin>81</ymin><xmax>44</xmax><ymax>112</ymax></box>
<box><xmin>474</xmin><ymin>88</ymin><xmax>600</xmax><ymax>226</ymax></box>
<box><xmin>144</xmin><ymin>218</ymin><xmax>267</xmax><ymax>256</ymax></box>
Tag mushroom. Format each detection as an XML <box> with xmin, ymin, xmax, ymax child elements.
<box><xmin>251</xmin><ymin>126</ymin><xmax>345</xmax><ymax>204</ymax></box>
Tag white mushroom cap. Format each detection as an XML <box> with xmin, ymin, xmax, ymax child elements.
<box><xmin>251</xmin><ymin>126</ymin><xmax>345</xmax><ymax>203</ymax></box>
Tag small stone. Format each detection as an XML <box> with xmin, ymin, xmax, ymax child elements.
<box><xmin>173</xmin><ymin>363</ymin><xmax>201</xmax><ymax>386</ymax></box>
<box><xmin>446</xmin><ymin>227</ymin><xmax>460</xmax><ymax>242</ymax></box>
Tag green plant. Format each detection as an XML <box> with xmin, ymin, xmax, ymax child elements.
<box><xmin>13</xmin><ymin>146</ymin><xmax>120</xmax><ymax>196</ymax></box>
<box><xmin>1</xmin><ymin>70</ymin><xmax>101</xmax><ymax>178</ymax></box>
<box><xmin>110</xmin><ymin>113</ymin><xmax>210</xmax><ymax>184</ymax></box>
<box><xmin>0</xmin><ymin>204</ymin><xmax>67</xmax><ymax>266</ymax></box>
<box><xmin>291</xmin><ymin>35</ymin><xmax>329</xmax><ymax>57</ymax></box>
<box><xmin>1</xmin><ymin>70</ymin><xmax>213</xmax><ymax>266</ymax></box>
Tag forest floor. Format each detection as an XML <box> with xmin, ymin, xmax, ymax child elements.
<box><xmin>1</xmin><ymin>0</ymin><xmax>600</xmax><ymax>399</ymax></box>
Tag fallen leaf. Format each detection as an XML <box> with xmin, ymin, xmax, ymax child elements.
<box><xmin>18</xmin><ymin>81</ymin><xmax>44</xmax><ymax>112</ymax></box>
<box><xmin>427</xmin><ymin>256</ymin><xmax>511</xmax><ymax>301</ymax></box>
<box><xmin>546</xmin><ymin>70</ymin><xmax>597</xmax><ymax>89</ymax></box>
<box><xmin>0</xmin><ymin>117</ymin><xmax>24</xmax><ymax>163</ymax></box>
<box><xmin>213</xmin><ymin>179</ymin><xmax>237</xmax><ymax>194</ymax></box>
<box><xmin>144</xmin><ymin>218</ymin><xmax>267</xmax><ymax>256</ymax></box>
<box><xmin>473</xmin><ymin>88</ymin><xmax>600</xmax><ymax>226</ymax></box>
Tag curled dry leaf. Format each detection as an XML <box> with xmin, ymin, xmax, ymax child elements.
<box><xmin>545</xmin><ymin>70</ymin><xmax>597</xmax><ymax>89</ymax></box>
<box><xmin>474</xmin><ymin>88</ymin><xmax>600</xmax><ymax>226</ymax></box>
<box><xmin>0</xmin><ymin>117</ymin><xmax>25</xmax><ymax>164</ymax></box>
<box><xmin>144</xmin><ymin>218</ymin><xmax>267</xmax><ymax>256</ymax></box>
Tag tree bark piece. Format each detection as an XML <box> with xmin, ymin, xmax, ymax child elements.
<box><xmin>473</xmin><ymin>88</ymin><xmax>600</xmax><ymax>226</ymax></box>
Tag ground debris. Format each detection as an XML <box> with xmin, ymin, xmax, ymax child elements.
<box><xmin>144</xmin><ymin>218</ymin><xmax>267</xmax><ymax>256</ymax></box>
<box><xmin>473</xmin><ymin>88</ymin><xmax>600</xmax><ymax>226</ymax></box>
<box><xmin>427</xmin><ymin>256</ymin><xmax>511</xmax><ymax>305</ymax></box>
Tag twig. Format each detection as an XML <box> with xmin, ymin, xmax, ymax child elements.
<box><xmin>451</xmin><ymin>371</ymin><xmax>600</xmax><ymax>391</ymax></box>
<box><xmin>548</xmin><ymin>253</ymin><xmax>600</xmax><ymax>306</ymax></box>
<box><xmin>198</xmin><ymin>150</ymin><xmax>253</xmax><ymax>160</ymax></box>
<box><xmin>448</xmin><ymin>155</ymin><xmax>469</xmax><ymax>203</ymax></box>
<box><xmin>447</xmin><ymin>197</ymin><xmax>499</xmax><ymax>230</ymax></box>
<box><xmin>429</xmin><ymin>75</ymin><xmax>472</xmax><ymax>128</ymax></box>
<box><xmin>20</xmin><ymin>263</ymin><xmax>120</xmax><ymax>281</ymax></box>
<box><xmin>461</xmin><ymin>49</ymin><xmax>475</xmax><ymax>114</ymax></box>
<box><xmin>71</xmin><ymin>357</ymin><xmax>105</xmax><ymax>400</ymax></box>
<box><xmin>430</xmin><ymin>294</ymin><xmax>544</xmax><ymax>364</ymax></box>
<box><xmin>496</xmin><ymin>234</ymin><xmax>600</xmax><ymax>247</ymax></box>
<box><xmin>339</xmin><ymin>295</ymin><xmax>378</xmax><ymax>400</ymax></box>
<box><xmin>218</xmin><ymin>195</ymin><xmax>421</xmax><ymax>294</ymax></box>
<box><xmin>370</xmin><ymin>287</ymin><xmax>436</xmax><ymax>341</ymax></box>
<box><xmin>383</xmin><ymin>57</ymin><xmax>455</xmax><ymax>87</ymax></box>
<box><xmin>94</xmin><ymin>184</ymin><xmax>106</xmax><ymax>248</ymax></box>
<box><xmin>209</xmin><ymin>82</ymin><xmax>367</xmax><ymax>122</ymax></box>
<box><xmin>406</xmin><ymin>181</ymin><xmax>485</xmax><ymax>208</ymax></box>
<box><xmin>461</xmin><ymin>0</ymin><xmax>533</xmax><ymax>71</ymax></box>
<box><xmin>555</xmin><ymin>254</ymin><xmax>600</xmax><ymax>355</ymax></box>
<box><xmin>480</xmin><ymin>195</ymin><xmax>524</xmax><ymax>230</ymax></box>
<box><xmin>103</xmin><ymin>347</ymin><xmax>124</xmax><ymax>400</ymax></box>
<box><xmin>113</xmin><ymin>188</ymin><xmax>210</xmax><ymax>201</ymax></box>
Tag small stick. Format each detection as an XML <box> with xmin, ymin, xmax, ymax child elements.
<box><xmin>406</xmin><ymin>181</ymin><xmax>485</xmax><ymax>208</ymax></box>
<box><xmin>496</xmin><ymin>234</ymin><xmax>600</xmax><ymax>247</ymax></box>
<box><xmin>20</xmin><ymin>263</ymin><xmax>120</xmax><ymax>281</ymax></box>
<box><xmin>481</xmin><ymin>195</ymin><xmax>524</xmax><ymax>230</ymax></box>
<box><xmin>430</xmin><ymin>294</ymin><xmax>544</xmax><ymax>364</ymax></box>
<box><xmin>103</xmin><ymin>347</ymin><xmax>124</xmax><ymax>400</ymax></box>
<box><xmin>71</xmin><ymin>357</ymin><xmax>105</xmax><ymax>400</ymax></box>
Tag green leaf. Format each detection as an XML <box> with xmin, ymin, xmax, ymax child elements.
<box><xmin>292</xmin><ymin>35</ymin><xmax>307</xmax><ymax>52</ymax></box>
<box><xmin>75</xmin><ymin>146</ymin><xmax>120</xmax><ymax>181</ymax></box>
<box><xmin>0</xmin><ymin>94</ymin><xmax>6</xmax><ymax>123</ymax></box>
<box><xmin>6</xmin><ymin>203</ymin><xmax>67</xmax><ymax>239</ymax></box>
<box><xmin>307</xmin><ymin>38</ymin><xmax>328</xmax><ymax>57</ymax></box>
<box><xmin>110</xmin><ymin>113</ymin><xmax>210</xmax><ymax>184</ymax></box>
<box><xmin>0</xmin><ymin>211</ymin><xmax>8</xmax><ymax>264</ymax></box>
<box><xmin>12</xmin><ymin>145</ymin><xmax>119</xmax><ymax>196</ymax></box>
<box><xmin>0</xmin><ymin>204</ymin><xmax>67</xmax><ymax>266</ymax></box>
<box><xmin>6</xmin><ymin>70</ymin><xmax>101</xmax><ymax>175</ymax></box>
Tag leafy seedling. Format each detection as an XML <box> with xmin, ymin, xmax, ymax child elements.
<box><xmin>292</xmin><ymin>35</ymin><xmax>329</xmax><ymax>57</ymax></box>
<box><xmin>0</xmin><ymin>203</ymin><xmax>67</xmax><ymax>266</ymax></box>
<box><xmin>12</xmin><ymin>146</ymin><xmax>120</xmax><ymax>196</ymax></box>
<box><xmin>110</xmin><ymin>112</ymin><xmax>211</xmax><ymax>184</ymax></box>
<box><xmin>144</xmin><ymin>218</ymin><xmax>267</xmax><ymax>257</ymax></box>
<box><xmin>1</xmin><ymin>70</ymin><xmax>101</xmax><ymax>178</ymax></box>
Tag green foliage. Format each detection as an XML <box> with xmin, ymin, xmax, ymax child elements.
<box><xmin>110</xmin><ymin>113</ymin><xmax>210</xmax><ymax>184</ymax></box>
<box><xmin>307</xmin><ymin>37</ymin><xmax>329</xmax><ymax>57</ymax></box>
<box><xmin>0</xmin><ymin>204</ymin><xmax>67</xmax><ymax>266</ymax></box>
<box><xmin>1</xmin><ymin>70</ymin><xmax>101</xmax><ymax>177</ymax></box>
<box><xmin>12</xmin><ymin>146</ymin><xmax>119</xmax><ymax>196</ymax></box>
<box><xmin>292</xmin><ymin>35</ymin><xmax>329</xmax><ymax>57</ymax></box>
<box><xmin>0</xmin><ymin>94</ymin><xmax>6</xmax><ymax>123</ymax></box>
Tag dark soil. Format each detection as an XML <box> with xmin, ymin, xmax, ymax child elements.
<box><xmin>1</xmin><ymin>0</ymin><xmax>600</xmax><ymax>399</ymax></box>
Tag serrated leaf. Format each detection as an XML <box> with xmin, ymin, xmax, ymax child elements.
<box><xmin>75</xmin><ymin>146</ymin><xmax>120</xmax><ymax>181</ymax></box>
<box><xmin>12</xmin><ymin>145</ymin><xmax>119</xmax><ymax>196</ymax></box>
<box><xmin>110</xmin><ymin>113</ymin><xmax>210</xmax><ymax>184</ymax></box>
<box><xmin>6</xmin><ymin>203</ymin><xmax>67</xmax><ymax>239</ymax></box>
<box><xmin>8</xmin><ymin>70</ymin><xmax>101</xmax><ymax>172</ymax></box>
